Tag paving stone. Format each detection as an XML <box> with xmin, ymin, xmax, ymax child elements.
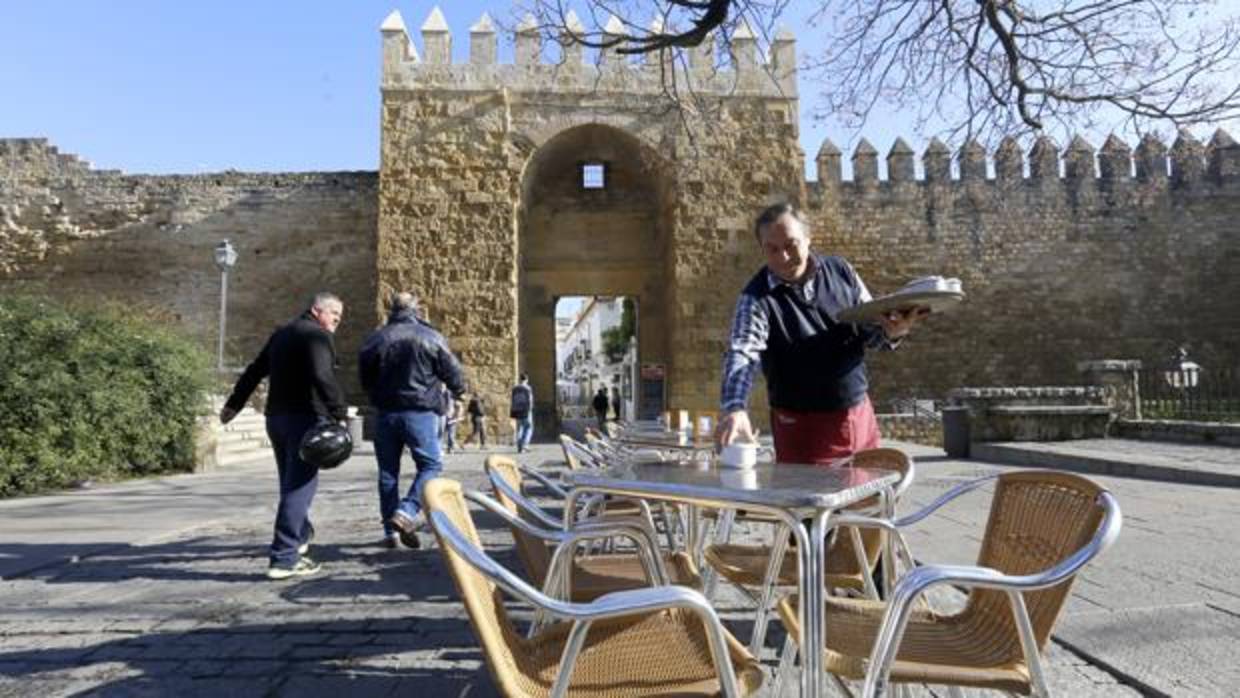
<box><xmin>0</xmin><ymin>443</ymin><xmax>1235</xmax><ymax>696</ymax></box>
<box><xmin>1056</xmin><ymin>604</ymin><xmax>1240</xmax><ymax>697</ymax></box>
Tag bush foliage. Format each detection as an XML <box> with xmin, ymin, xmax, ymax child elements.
<box><xmin>0</xmin><ymin>295</ymin><xmax>213</xmax><ymax>497</ymax></box>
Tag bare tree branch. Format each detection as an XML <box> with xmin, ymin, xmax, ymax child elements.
<box><xmin>516</xmin><ymin>0</ymin><xmax>1240</xmax><ymax>143</ymax></box>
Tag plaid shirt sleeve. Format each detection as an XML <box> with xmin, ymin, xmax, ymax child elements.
<box><xmin>720</xmin><ymin>292</ymin><xmax>769</xmax><ymax>413</ymax></box>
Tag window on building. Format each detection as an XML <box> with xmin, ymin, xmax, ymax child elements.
<box><xmin>581</xmin><ymin>162</ymin><xmax>606</xmax><ymax>189</ymax></box>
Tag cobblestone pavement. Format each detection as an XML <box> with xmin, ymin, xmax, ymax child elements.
<box><xmin>1</xmin><ymin>440</ymin><xmax>1236</xmax><ymax>696</ymax></box>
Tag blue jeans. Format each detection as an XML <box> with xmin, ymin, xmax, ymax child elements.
<box><xmin>515</xmin><ymin>415</ymin><xmax>533</xmax><ymax>451</ymax></box>
<box><xmin>374</xmin><ymin>410</ymin><xmax>443</xmax><ymax>535</ymax></box>
<box><xmin>265</xmin><ymin>413</ymin><xmax>319</xmax><ymax>567</ymax></box>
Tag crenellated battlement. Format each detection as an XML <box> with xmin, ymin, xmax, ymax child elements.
<box><xmin>813</xmin><ymin>130</ymin><xmax>1240</xmax><ymax>188</ymax></box>
<box><xmin>379</xmin><ymin>6</ymin><xmax>796</xmax><ymax>99</ymax></box>
<box><xmin>0</xmin><ymin>138</ymin><xmax>105</xmax><ymax>177</ymax></box>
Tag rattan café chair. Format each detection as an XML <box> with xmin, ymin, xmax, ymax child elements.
<box><xmin>425</xmin><ymin>477</ymin><xmax>765</xmax><ymax>698</ymax></box>
<box><xmin>704</xmin><ymin>448</ymin><xmax>916</xmax><ymax>653</ymax></box>
<box><xmin>485</xmin><ymin>456</ymin><xmax>701</xmax><ymax>604</ymax></box>
<box><xmin>774</xmin><ymin>470</ymin><xmax>1122</xmax><ymax>698</ymax></box>
<box><xmin>561</xmin><ymin>435</ymin><xmax>681</xmax><ymax>548</ymax></box>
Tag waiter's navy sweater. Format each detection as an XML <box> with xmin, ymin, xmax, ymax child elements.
<box><xmin>742</xmin><ymin>255</ymin><xmax>883</xmax><ymax>412</ymax></box>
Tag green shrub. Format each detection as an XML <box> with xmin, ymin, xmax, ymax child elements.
<box><xmin>0</xmin><ymin>295</ymin><xmax>213</xmax><ymax>497</ymax></box>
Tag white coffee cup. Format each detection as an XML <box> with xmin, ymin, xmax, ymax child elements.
<box><xmin>720</xmin><ymin>467</ymin><xmax>758</xmax><ymax>489</ymax></box>
<box><xmin>719</xmin><ymin>442</ymin><xmax>758</xmax><ymax>469</ymax></box>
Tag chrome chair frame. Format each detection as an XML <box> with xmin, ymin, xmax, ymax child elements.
<box><xmin>771</xmin><ymin>473</ymin><xmax>1123</xmax><ymax>698</ymax></box>
<box><xmin>463</xmin><ymin>490</ymin><xmax>669</xmax><ymax>604</ymax></box>
<box><xmin>430</xmin><ymin>506</ymin><xmax>744</xmax><ymax>698</ymax></box>
<box><xmin>565</xmin><ymin>432</ymin><xmax>683</xmax><ymax>549</ymax></box>
<box><xmin>487</xmin><ymin>463</ymin><xmax>658</xmax><ymax>536</ymax></box>
<box><xmin>861</xmin><ymin>488</ymin><xmax>1122</xmax><ymax>698</ymax></box>
<box><xmin>719</xmin><ymin>452</ymin><xmax>917</xmax><ymax>655</ymax></box>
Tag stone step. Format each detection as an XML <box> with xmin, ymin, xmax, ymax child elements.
<box><xmin>217</xmin><ymin>449</ymin><xmax>271</xmax><ymax>467</ymax></box>
<box><xmin>217</xmin><ymin>439</ymin><xmax>271</xmax><ymax>457</ymax></box>
<box><xmin>219</xmin><ymin>429</ymin><xmax>267</xmax><ymax>443</ymax></box>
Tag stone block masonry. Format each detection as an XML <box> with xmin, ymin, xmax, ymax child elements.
<box><xmin>3</xmin><ymin>6</ymin><xmax>1240</xmax><ymax>439</ymax></box>
<box><xmin>809</xmin><ymin>130</ymin><xmax>1240</xmax><ymax>405</ymax></box>
<box><xmin>1</xmin><ymin>138</ymin><xmax>378</xmax><ymax>401</ymax></box>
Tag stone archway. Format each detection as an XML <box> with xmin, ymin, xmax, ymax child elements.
<box><xmin>517</xmin><ymin>123</ymin><xmax>674</xmax><ymax>435</ymax></box>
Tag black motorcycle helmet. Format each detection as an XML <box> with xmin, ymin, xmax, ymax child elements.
<box><xmin>298</xmin><ymin>421</ymin><xmax>353</xmax><ymax>469</ymax></box>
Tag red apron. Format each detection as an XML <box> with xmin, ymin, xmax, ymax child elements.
<box><xmin>770</xmin><ymin>395</ymin><xmax>880</xmax><ymax>465</ymax></box>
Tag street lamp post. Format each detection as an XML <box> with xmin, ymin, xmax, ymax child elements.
<box><xmin>213</xmin><ymin>239</ymin><xmax>238</xmax><ymax>373</ymax></box>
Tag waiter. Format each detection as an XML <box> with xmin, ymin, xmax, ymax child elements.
<box><xmin>715</xmin><ymin>203</ymin><xmax>925</xmax><ymax>463</ymax></box>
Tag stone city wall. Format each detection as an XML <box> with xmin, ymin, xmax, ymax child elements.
<box><xmin>4</xmin><ymin>7</ymin><xmax>1239</xmax><ymax>438</ymax></box>
<box><xmin>804</xmin><ymin>131</ymin><xmax>1240</xmax><ymax>406</ymax></box>
<box><xmin>0</xmin><ymin>138</ymin><xmax>378</xmax><ymax>400</ymax></box>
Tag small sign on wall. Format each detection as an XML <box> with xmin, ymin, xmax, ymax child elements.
<box><xmin>638</xmin><ymin>363</ymin><xmax>665</xmax><ymax>420</ymax></box>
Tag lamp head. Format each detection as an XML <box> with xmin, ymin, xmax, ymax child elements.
<box><xmin>214</xmin><ymin>239</ymin><xmax>238</xmax><ymax>271</ymax></box>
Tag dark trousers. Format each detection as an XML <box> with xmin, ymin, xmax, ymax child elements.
<box><xmin>464</xmin><ymin>415</ymin><xmax>486</xmax><ymax>447</ymax></box>
<box><xmin>266</xmin><ymin>413</ymin><xmax>319</xmax><ymax>567</ymax></box>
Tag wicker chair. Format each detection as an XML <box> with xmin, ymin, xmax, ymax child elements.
<box><xmin>425</xmin><ymin>477</ymin><xmax>765</xmax><ymax>698</ymax></box>
<box><xmin>485</xmin><ymin>456</ymin><xmax>701</xmax><ymax>602</ymax></box>
<box><xmin>560</xmin><ymin>433</ymin><xmax>599</xmax><ymax>471</ymax></box>
<box><xmin>774</xmin><ymin>470</ymin><xmax>1123</xmax><ymax>698</ymax></box>
<box><xmin>703</xmin><ymin>448</ymin><xmax>916</xmax><ymax>654</ymax></box>
<box><xmin>561</xmin><ymin>434</ymin><xmax>679</xmax><ymax>547</ymax></box>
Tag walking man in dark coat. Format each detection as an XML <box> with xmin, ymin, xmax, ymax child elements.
<box><xmin>359</xmin><ymin>292</ymin><xmax>466</xmax><ymax>550</ymax></box>
<box><xmin>221</xmin><ymin>292</ymin><xmax>347</xmax><ymax>579</ymax></box>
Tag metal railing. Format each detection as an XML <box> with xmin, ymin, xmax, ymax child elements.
<box><xmin>1138</xmin><ymin>367</ymin><xmax>1240</xmax><ymax>423</ymax></box>
<box><xmin>876</xmin><ymin>396</ymin><xmax>943</xmax><ymax>447</ymax></box>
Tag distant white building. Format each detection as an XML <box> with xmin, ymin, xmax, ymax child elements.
<box><xmin>556</xmin><ymin>297</ymin><xmax>636</xmax><ymax>420</ymax></box>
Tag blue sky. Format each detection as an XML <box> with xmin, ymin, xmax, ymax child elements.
<box><xmin>0</xmin><ymin>1</ymin><xmax>918</xmax><ymax>175</ymax></box>
<box><xmin>2</xmin><ymin>2</ymin><xmax>1234</xmax><ymax>176</ymax></box>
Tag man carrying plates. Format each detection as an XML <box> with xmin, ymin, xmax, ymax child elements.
<box><xmin>715</xmin><ymin>202</ymin><xmax>927</xmax><ymax>464</ymax></box>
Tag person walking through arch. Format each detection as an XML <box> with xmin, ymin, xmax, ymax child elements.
<box><xmin>611</xmin><ymin>387</ymin><xmax>622</xmax><ymax>422</ymax></box>
<box><xmin>591</xmin><ymin>387</ymin><xmax>610</xmax><ymax>432</ymax></box>
<box><xmin>463</xmin><ymin>392</ymin><xmax>487</xmax><ymax>449</ymax></box>
<box><xmin>510</xmin><ymin>374</ymin><xmax>534</xmax><ymax>453</ymax></box>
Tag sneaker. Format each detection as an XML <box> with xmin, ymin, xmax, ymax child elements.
<box><xmin>297</xmin><ymin>525</ymin><xmax>316</xmax><ymax>556</ymax></box>
<box><xmin>267</xmin><ymin>556</ymin><xmax>322</xmax><ymax>580</ymax></box>
<box><xmin>382</xmin><ymin>532</ymin><xmax>399</xmax><ymax>550</ymax></box>
<box><xmin>389</xmin><ymin>511</ymin><xmax>422</xmax><ymax>550</ymax></box>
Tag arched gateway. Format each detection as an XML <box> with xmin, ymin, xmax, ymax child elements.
<box><xmin>375</xmin><ymin>9</ymin><xmax>802</xmax><ymax>441</ymax></box>
<box><xmin>518</xmin><ymin>124</ymin><xmax>674</xmax><ymax>432</ymax></box>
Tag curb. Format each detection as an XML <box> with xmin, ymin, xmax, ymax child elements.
<box><xmin>971</xmin><ymin>443</ymin><xmax>1240</xmax><ymax>488</ymax></box>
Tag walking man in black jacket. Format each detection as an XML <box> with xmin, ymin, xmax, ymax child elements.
<box><xmin>221</xmin><ymin>292</ymin><xmax>347</xmax><ymax>580</ymax></box>
<box><xmin>358</xmin><ymin>292</ymin><xmax>466</xmax><ymax>549</ymax></box>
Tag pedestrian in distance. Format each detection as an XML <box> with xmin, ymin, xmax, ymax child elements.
<box><xmin>510</xmin><ymin>374</ymin><xmax>534</xmax><ymax>453</ymax></box>
<box><xmin>221</xmin><ymin>292</ymin><xmax>347</xmax><ymax>580</ymax></box>
<box><xmin>463</xmin><ymin>392</ymin><xmax>487</xmax><ymax>449</ymax></box>
<box><xmin>591</xmin><ymin>387</ymin><xmax>610</xmax><ymax>432</ymax></box>
<box><xmin>715</xmin><ymin>202</ymin><xmax>926</xmax><ymax>464</ymax></box>
<box><xmin>439</xmin><ymin>384</ymin><xmax>460</xmax><ymax>454</ymax></box>
<box><xmin>611</xmin><ymin>387</ymin><xmax>622</xmax><ymax>422</ymax></box>
<box><xmin>358</xmin><ymin>292</ymin><xmax>465</xmax><ymax>550</ymax></box>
